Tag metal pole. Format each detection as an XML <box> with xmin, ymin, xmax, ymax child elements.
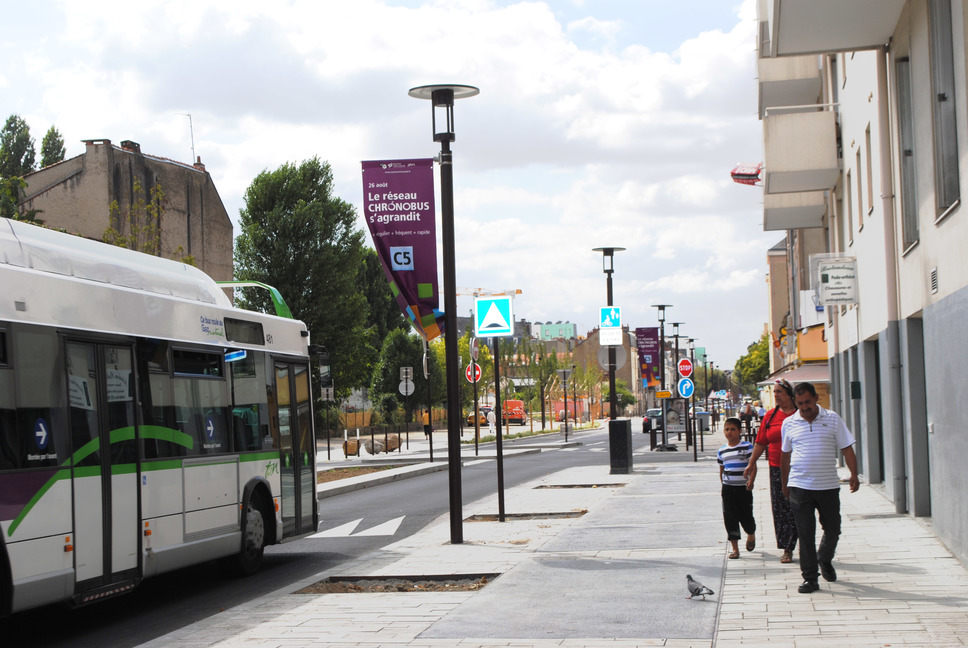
<box><xmin>424</xmin><ymin>340</ymin><xmax>433</xmax><ymax>464</ymax></box>
<box><xmin>572</xmin><ymin>367</ymin><xmax>577</xmax><ymax>432</ymax></box>
<box><xmin>439</xmin><ymin>136</ymin><xmax>463</xmax><ymax>543</ymax></box>
<box><xmin>562</xmin><ymin>372</ymin><xmax>568</xmax><ymax>441</ymax></box>
<box><xmin>492</xmin><ymin>337</ymin><xmax>506</xmax><ymax>522</ymax></box>
<box><xmin>703</xmin><ymin>359</ymin><xmax>709</xmax><ymax>450</ymax></box>
<box><xmin>691</xmin><ymin>343</ymin><xmax>698</xmax><ymax>463</ymax></box>
<box><xmin>473</xmin><ymin>355</ymin><xmax>479</xmax><ymax>456</ymax></box>
<box><xmin>606</xmin><ymin>271</ymin><xmax>617</xmax><ymax>419</ymax></box>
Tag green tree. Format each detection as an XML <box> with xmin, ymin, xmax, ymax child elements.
<box><xmin>235</xmin><ymin>158</ymin><xmax>371</xmax><ymax>400</ymax></box>
<box><xmin>369</xmin><ymin>328</ymin><xmax>446</xmax><ymax>422</ymax></box>
<box><xmin>603</xmin><ymin>379</ymin><xmax>636</xmax><ymax>414</ymax></box>
<box><xmin>734</xmin><ymin>332</ymin><xmax>770</xmax><ymax>396</ymax></box>
<box><xmin>0</xmin><ymin>115</ymin><xmax>36</xmax><ymax>178</ymax></box>
<box><xmin>0</xmin><ymin>177</ymin><xmax>44</xmax><ymax>222</ymax></box>
<box><xmin>40</xmin><ymin>126</ymin><xmax>66</xmax><ymax>168</ymax></box>
<box><xmin>103</xmin><ymin>179</ymin><xmax>163</xmax><ymax>255</ymax></box>
<box><xmin>358</xmin><ymin>247</ymin><xmax>406</xmax><ymax>341</ymax></box>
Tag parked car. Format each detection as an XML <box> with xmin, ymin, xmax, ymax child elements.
<box><xmin>645</xmin><ymin>408</ymin><xmax>663</xmax><ymax>431</ymax></box>
<box><xmin>466</xmin><ymin>406</ymin><xmax>492</xmax><ymax>426</ymax></box>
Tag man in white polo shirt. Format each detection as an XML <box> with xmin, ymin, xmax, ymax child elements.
<box><xmin>781</xmin><ymin>382</ymin><xmax>859</xmax><ymax>594</ymax></box>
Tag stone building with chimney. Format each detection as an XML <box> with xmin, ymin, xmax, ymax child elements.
<box><xmin>18</xmin><ymin>138</ymin><xmax>232</xmax><ymax>282</ymax></box>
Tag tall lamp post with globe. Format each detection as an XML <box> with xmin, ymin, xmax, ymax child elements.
<box><xmin>409</xmin><ymin>83</ymin><xmax>479</xmax><ymax>545</ymax></box>
<box><xmin>593</xmin><ymin>246</ymin><xmax>632</xmax><ymax>474</ymax></box>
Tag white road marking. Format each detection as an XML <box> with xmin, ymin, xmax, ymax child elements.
<box><xmin>354</xmin><ymin>516</ymin><xmax>405</xmax><ymax>536</ymax></box>
<box><xmin>309</xmin><ymin>516</ymin><xmax>406</xmax><ymax>538</ymax></box>
<box><xmin>309</xmin><ymin>518</ymin><xmax>362</xmax><ymax>538</ymax></box>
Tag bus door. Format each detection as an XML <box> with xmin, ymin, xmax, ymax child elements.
<box><xmin>66</xmin><ymin>341</ymin><xmax>140</xmax><ymax>597</ymax></box>
<box><xmin>273</xmin><ymin>361</ymin><xmax>316</xmax><ymax>537</ymax></box>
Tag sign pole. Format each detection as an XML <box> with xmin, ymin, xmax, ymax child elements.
<box><xmin>492</xmin><ymin>336</ymin><xmax>506</xmax><ymax>522</ymax></box>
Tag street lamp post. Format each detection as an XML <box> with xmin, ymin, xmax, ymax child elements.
<box><xmin>557</xmin><ymin>367</ymin><xmax>572</xmax><ymax>442</ymax></box>
<box><xmin>669</xmin><ymin>324</ymin><xmax>683</xmax><ymax>443</ymax></box>
<box><xmin>593</xmin><ymin>247</ymin><xmax>625</xmax><ymax>418</ymax></box>
<box><xmin>409</xmin><ymin>83</ymin><xmax>479</xmax><ymax>545</ymax></box>
<box><xmin>651</xmin><ymin>305</ymin><xmax>671</xmax><ymax>391</ymax></box>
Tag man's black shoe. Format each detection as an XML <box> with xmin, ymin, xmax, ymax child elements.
<box><xmin>820</xmin><ymin>561</ymin><xmax>837</xmax><ymax>582</ymax></box>
<box><xmin>798</xmin><ymin>580</ymin><xmax>820</xmax><ymax>594</ymax></box>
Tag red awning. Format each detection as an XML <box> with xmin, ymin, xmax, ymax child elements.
<box><xmin>731</xmin><ymin>162</ymin><xmax>762</xmax><ymax>186</ymax></box>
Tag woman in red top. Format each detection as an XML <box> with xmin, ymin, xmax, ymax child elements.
<box><xmin>744</xmin><ymin>379</ymin><xmax>798</xmax><ymax>563</ymax></box>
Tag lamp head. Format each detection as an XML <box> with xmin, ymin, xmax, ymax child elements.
<box><xmin>409</xmin><ymin>84</ymin><xmax>479</xmax><ymax>143</ymax></box>
<box><xmin>592</xmin><ymin>246</ymin><xmax>625</xmax><ymax>273</ymax></box>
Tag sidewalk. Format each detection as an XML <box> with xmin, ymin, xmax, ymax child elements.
<box><xmin>141</xmin><ymin>423</ymin><xmax>968</xmax><ymax>648</ymax></box>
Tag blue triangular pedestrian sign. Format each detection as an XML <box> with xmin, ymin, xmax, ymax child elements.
<box><xmin>475</xmin><ymin>296</ymin><xmax>513</xmax><ymax>337</ymax></box>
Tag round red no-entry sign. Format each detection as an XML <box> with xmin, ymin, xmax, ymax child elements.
<box><xmin>466</xmin><ymin>362</ymin><xmax>482</xmax><ymax>383</ymax></box>
<box><xmin>678</xmin><ymin>358</ymin><xmax>694</xmax><ymax>378</ymax></box>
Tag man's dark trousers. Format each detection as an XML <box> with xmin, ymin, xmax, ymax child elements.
<box><xmin>788</xmin><ymin>486</ymin><xmax>841</xmax><ymax>582</ymax></box>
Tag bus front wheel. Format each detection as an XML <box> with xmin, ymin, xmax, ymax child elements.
<box><xmin>235</xmin><ymin>495</ymin><xmax>267</xmax><ymax>576</ymax></box>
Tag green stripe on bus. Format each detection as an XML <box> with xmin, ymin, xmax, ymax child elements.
<box><xmin>8</xmin><ymin>426</ymin><xmax>281</xmax><ymax>536</ymax></box>
<box><xmin>7</xmin><ymin>425</ymin><xmax>188</xmax><ymax>537</ymax></box>
<box><xmin>136</xmin><ymin>425</ymin><xmax>195</xmax><ymax>450</ymax></box>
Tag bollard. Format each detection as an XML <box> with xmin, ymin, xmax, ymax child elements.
<box><xmin>609</xmin><ymin>419</ymin><xmax>633</xmax><ymax>474</ymax></box>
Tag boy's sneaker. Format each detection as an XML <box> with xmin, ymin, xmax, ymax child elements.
<box><xmin>820</xmin><ymin>561</ymin><xmax>837</xmax><ymax>582</ymax></box>
<box><xmin>798</xmin><ymin>580</ymin><xmax>820</xmax><ymax>594</ymax></box>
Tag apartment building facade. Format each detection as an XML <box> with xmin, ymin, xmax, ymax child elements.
<box><xmin>18</xmin><ymin>139</ymin><xmax>233</xmax><ymax>282</ymax></box>
<box><xmin>756</xmin><ymin>0</ymin><xmax>968</xmax><ymax>563</ymax></box>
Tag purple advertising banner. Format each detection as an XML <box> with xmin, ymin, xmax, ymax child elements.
<box><xmin>362</xmin><ymin>158</ymin><xmax>443</xmax><ymax>340</ymax></box>
<box><xmin>635</xmin><ymin>327</ymin><xmax>660</xmax><ymax>388</ymax></box>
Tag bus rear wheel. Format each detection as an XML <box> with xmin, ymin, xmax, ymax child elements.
<box><xmin>235</xmin><ymin>496</ymin><xmax>267</xmax><ymax>576</ymax></box>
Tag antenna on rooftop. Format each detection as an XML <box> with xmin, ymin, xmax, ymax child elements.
<box><xmin>182</xmin><ymin>113</ymin><xmax>196</xmax><ymax>163</ymax></box>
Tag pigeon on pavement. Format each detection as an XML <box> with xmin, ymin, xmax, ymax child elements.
<box><xmin>686</xmin><ymin>574</ymin><xmax>714</xmax><ymax>600</ymax></box>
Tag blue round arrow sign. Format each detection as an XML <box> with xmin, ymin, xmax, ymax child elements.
<box><xmin>677</xmin><ymin>378</ymin><xmax>695</xmax><ymax>399</ymax></box>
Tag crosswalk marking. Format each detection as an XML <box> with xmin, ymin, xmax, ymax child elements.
<box><xmin>353</xmin><ymin>516</ymin><xmax>404</xmax><ymax>536</ymax></box>
<box><xmin>309</xmin><ymin>516</ymin><xmax>405</xmax><ymax>538</ymax></box>
<box><xmin>309</xmin><ymin>518</ymin><xmax>362</xmax><ymax>538</ymax></box>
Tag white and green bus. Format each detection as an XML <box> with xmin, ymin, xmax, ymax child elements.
<box><xmin>0</xmin><ymin>218</ymin><xmax>318</xmax><ymax>616</ymax></box>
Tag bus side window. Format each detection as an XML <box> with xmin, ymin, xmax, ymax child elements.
<box><xmin>14</xmin><ymin>328</ymin><xmax>63</xmax><ymax>469</ymax></box>
<box><xmin>0</xmin><ymin>368</ymin><xmax>17</xmax><ymax>470</ymax></box>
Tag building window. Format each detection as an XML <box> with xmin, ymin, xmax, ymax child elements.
<box><xmin>929</xmin><ymin>0</ymin><xmax>960</xmax><ymax>214</ymax></box>
<box><xmin>897</xmin><ymin>57</ymin><xmax>919</xmax><ymax>249</ymax></box>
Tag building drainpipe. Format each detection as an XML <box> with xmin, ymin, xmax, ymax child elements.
<box><xmin>877</xmin><ymin>46</ymin><xmax>907</xmax><ymax>514</ymax></box>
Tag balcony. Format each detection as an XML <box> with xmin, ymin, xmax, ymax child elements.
<box><xmin>758</xmin><ymin>55</ymin><xmax>821</xmax><ymax>119</ymax></box>
<box><xmin>763</xmin><ymin>110</ymin><xmax>838</xmax><ymax>194</ymax></box>
<box><xmin>764</xmin><ymin>191</ymin><xmax>826</xmax><ymax>231</ymax></box>
<box><xmin>759</xmin><ymin>0</ymin><xmax>905</xmax><ymax>57</ymax></box>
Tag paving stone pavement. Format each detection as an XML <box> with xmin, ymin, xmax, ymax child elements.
<box><xmin>140</xmin><ymin>424</ymin><xmax>968</xmax><ymax>648</ymax></box>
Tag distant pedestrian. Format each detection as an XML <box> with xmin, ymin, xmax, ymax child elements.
<box><xmin>744</xmin><ymin>379</ymin><xmax>799</xmax><ymax>563</ymax></box>
<box><xmin>782</xmin><ymin>382</ymin><xmax>859</xmax><ymax>594</ymax></box>
<box><xmin>486</xmin><ymin>408</ymin><xmax>496</xmax><ymax>436</ymax></box>
<box><xmin>718</xmin><ymin>417</ymin><xmax>756</xmax><ymax>559</ymax></box>
<box><xmin>422</xmin><ymin>410</ymin><xmax>432</xmax><ymax>440</ymax></box>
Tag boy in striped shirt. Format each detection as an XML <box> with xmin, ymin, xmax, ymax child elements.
<box><xmin>718</xmin><ymin>417</ymin><xmax>757</xmax><ymax>559</ymax></box>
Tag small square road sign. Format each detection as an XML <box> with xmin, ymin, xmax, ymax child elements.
<box><xmin>475</xmin><ymin>296</ymin><xmax>514</xmax><ymax>337</ymax></box>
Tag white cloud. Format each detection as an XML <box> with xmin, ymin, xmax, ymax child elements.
<box><xmin>6</xmin><ymin>0</ymin><xmax>772</xmax><ymax>365</ymax></box>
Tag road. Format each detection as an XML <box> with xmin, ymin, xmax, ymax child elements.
<box><xmin>1</xmin><ymin>422</ymin><xmax>670</xmax><ymax>647</ymax></box>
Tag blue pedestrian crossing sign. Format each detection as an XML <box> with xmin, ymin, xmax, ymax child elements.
<box><xmin>678</xmin><ymin>378</ymin><xmax>695</xmax><ymax>399</ymax></box>
<box><xmin>475</xmin><ymin>296</ymin><xmax>514</xmax><ymax>337</ymax></box>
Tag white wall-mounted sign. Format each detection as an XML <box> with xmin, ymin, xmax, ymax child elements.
<box><xmin>817</xmin><ymin>258</ymin><xmax>858</xmax><ymax>305</ymax></box>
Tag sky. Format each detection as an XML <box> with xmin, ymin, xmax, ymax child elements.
<box><xmin>1</xmin><ymin>0</ymin><xmax>778</xmax><ymax>368</ymax></box>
